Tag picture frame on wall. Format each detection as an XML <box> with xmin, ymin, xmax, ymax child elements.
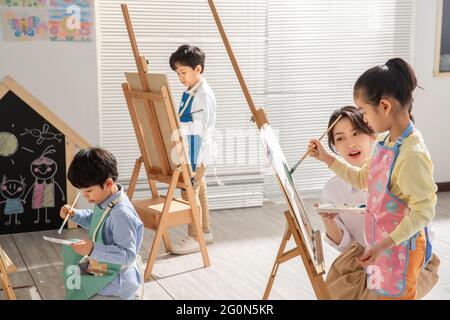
<box><xmin>435</xmin><ymin>0</ymin><xmax>450</xmax><ymax>76</ymax></box>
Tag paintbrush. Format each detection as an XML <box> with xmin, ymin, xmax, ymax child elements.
<box><xmin>57</xmin><ymin>192</ymin><xmax>80</xmax><ymax>234</ymax></box>
<box><xmin>289</xmin><ymin>114</ymin><xmax>343</xmax><ymax>174</ymax></box>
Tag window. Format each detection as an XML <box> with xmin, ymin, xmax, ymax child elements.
<box><xmin>97</xmin><ymin>0</ymin><xmax>414</xmax><ymax>207</ymax></box>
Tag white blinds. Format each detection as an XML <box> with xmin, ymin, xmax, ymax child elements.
<box><xmin>96</xmin><ymin>0</ymin><xmax>414</xmax><ymax>207</ymax></box>
<box><xmin>265</xmin><ymin>0</ymin><xmax>414</xmax><ymax>196</ymax></box>
<box><xmin>97</xmin><ymin>0</ymin><xmax>267</xmax><ymax>209</ymax></box>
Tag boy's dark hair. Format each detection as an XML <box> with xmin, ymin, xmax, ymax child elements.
<box><xmin>67</xmin><ymin>147</ymin><xmax>118</xmax><ymax>189</ymax></box>
<box><xmin>327</xmin><ymin>106</ymin><xmax>375</xmax><ymax>154</ymax></box>
<box><xmin>354</xmin><ymin>57</ymin><xmax>418</xmax><ymax>122</ymax></box>
<box><xmin>169</xmin><ymin>44</ymin><xmax>205</xmax><ymax>73</ymax></box>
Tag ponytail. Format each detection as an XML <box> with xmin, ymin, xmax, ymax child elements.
<box><xmin>354</xmin><ymin>57</ymin><xmax>419</xmax><ymax>119</ymax></box>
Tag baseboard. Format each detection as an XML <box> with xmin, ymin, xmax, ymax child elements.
<box><xmin>437</xmin><ymin>182</ymin><xmax>450</xmax><ymax>192</ymax></box>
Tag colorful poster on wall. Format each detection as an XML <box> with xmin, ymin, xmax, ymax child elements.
<box><xmin>48</xmin><ymin>5</ymin><xmax>91</xmax><ymax>41</ymax></box>
<box><xmin>0</xmin><ymin>0</ymin><xmax>48</xmax><ymax>7</ymax></box>
<box><xmin>1</xmin><ymin>0</ymin><xmax>93</xmax><ymax>41</ymax></box>
<box><xmin>1</xmin><ymin>9</ymin><xmax>48</xmax><ymax>41</ymax></box>
<box><xmin>49</xmin><ymin>0</ymin><xmax>91</xmax><ymax>9</ymax></box>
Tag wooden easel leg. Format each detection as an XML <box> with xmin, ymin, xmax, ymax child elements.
<box><xmin>263</xmin><ymin>224</ymin><xmax>292</xmax><ymax>300</ymax></box>
<box><xmin>0</xmin><ymin>249</ymin><xmax>16</xmax><ymax>300</ymax></box>
<box><xmin>127</xmin><ymin>157</ymin><xmax>142</xmax><ymax>200</ymax></box>
<box><xmin>148</xmin><ymin>180</ymin><xmax>159</xmax><ymax>199</ymax></box>
<box><xmin>185</xmin><ymin>191</ymin><xmax>210</xmax><ymax>266</ymax></box>
<box><xmin>284</xmin><ymin>212</ymin><xmax>330</xmax><ymax>300</ymax></box>
<box><xmin>144</xmin><ymin>224</ymin><xmax>165</xmax><ymax>281</ymax></box>
<box><xmin>185</xmin><ymin>182</ymin><xmax>210</xmax><ymax>267</ymax></box>
<box><xmin>162</xmin><ymin>231</ymin><xmax>172</xmax><ymax>253</ymax></box>
<box><xmin>128</xmin><ymin>157</ymin><xmax>159</xmax><ymax>200</ymax></box>
<box><xmin>263</xmin><ymin>212</ymin><xmax>330</xmax><ymax>300</ymax></box>
<box><xmin>143</xmin><ymin>168</ymin><xmax>180</xmax><ymax>281</ymax></box>
<box><xmin>2</xmin><ymin>276</ymin><xmax>16</xmax><ymax>300</ymax></box>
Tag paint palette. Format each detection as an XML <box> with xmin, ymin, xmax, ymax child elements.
<box><xmin>313</xmin><ymin>203</ymin><xmax>366</xmax><ymax>215</ymax></box>
<box><xmin>43</xmin><ymin>236</ymin><xmax>77</xmax><ymax>245</ymax></box>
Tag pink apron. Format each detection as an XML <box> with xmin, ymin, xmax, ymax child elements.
<box><xmin>365</xmin><ymin>122</ymin><xmax>432</xmax><ymax>297</ymax></box>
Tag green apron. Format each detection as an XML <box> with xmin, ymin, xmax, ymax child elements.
<box><xmin>62</xmin><ymin>194</ymin><xmax>124</xmax><ymax>300</ymax></box>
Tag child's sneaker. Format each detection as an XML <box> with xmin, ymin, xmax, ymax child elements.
<box><xmin>134</xmin><ymin>254</ymin><xmax>145</xmax><ymax>300</ymax></box>
<box><xmin>172</xmin><ymin>232</ymin><xmax>214</xmax><ymax>255</ymax></box>
<box><xmin>203</xmin><ymin>231</ymin><xmax>214</xmax><ymax>244</ymax></box>
<box><xmin>172</xmin><ymin>236</ymin><xmax>200</xmax><ymax>255</ymax></box>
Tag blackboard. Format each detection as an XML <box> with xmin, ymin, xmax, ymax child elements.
<box><xmin>0</xmin><ymin>90</ymin><xmax>67</xmax><ymax>234</ymax></box>
<box><xmin>436</xmin><ymin>0</ymin><xmax>450</xmax><ymax>75</ymax></box>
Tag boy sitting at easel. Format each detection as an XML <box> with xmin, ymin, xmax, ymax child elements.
<box><xmin>60</xmin><ymin>148</ymin><xmax>144</xmax><ymax>300</ymax></box>
<box><xmin>169</xmin><ymin>45</ymin><xmax>217</xmax><ymax>255</ymax></box>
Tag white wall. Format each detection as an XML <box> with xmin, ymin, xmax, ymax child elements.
<box><xmin>413</xmin><ymin>0</ymin><xmax>450</xmax><ymax>183</ymax></box>
<box><xmin>0</xmin><ymin>14</ymin><xmax>100</xmax><ymax>148</ymax></box>
<box><xmin>0</xmin><ymin>8</ymin><xmax>100</xmax><ymax>210</ymax></box>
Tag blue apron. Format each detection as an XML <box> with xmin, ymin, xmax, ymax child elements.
<box><xmin>178</xmin><ymin>89</ymin><xmax>202</xmax><ymax>172</ymax></box>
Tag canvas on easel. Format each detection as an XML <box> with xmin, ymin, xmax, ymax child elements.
<box><xmin>259</xmin><ymin>124</ymin><xmax>325</xmax><ymax>273</ymax></box>
<box><xmin>0</xmin><ymin>246</ymin><xmax>16</xmax><ymax>300</ymax></box>
<box><xmin>120</xmin><ymin>4</ymin><xmax>210</xmax><ymax>281</ymax></box>
<box><xmin>207</xmin><ymin>0</ymin><xmax>330</xmax><ymax>300</ymax></box>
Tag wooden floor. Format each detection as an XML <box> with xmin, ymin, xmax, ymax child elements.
<box><xmin>1</xmin><ymin>192</ymin><xmax>449</xmax><ymax>300</ymax></box>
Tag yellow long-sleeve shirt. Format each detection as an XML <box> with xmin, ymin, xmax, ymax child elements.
<box><xmin>329</xmin><ymin>130</ymin><xmax>437</xmax><ymax>245</ymax></box>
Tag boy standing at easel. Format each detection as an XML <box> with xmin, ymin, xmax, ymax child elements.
<box><xmin>169</xmin><ymin>45</ymin><xmax>217</xmax><ymax>255</ymax></box>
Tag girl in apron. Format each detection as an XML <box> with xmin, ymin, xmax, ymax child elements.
<box><xmin>320</xmin><ymin>106</ymin><xmax>439</xmax><ymax>299</ymax></box>
<box><xmin>309</xmin><ymin>58</ymin><xmax>436</xmax><ymax>299</ymax></box>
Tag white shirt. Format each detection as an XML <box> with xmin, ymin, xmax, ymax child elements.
<box><xmin>321</xmin><ymin>175</ymin><xmax>367</xmax><ymax>252</ymax></box>
<box><xmin>179</xmin><ymin>77</ymin><xmax>217</xmax><ymax>166</ymax></box>
<box><xmin>321</xmin><ymin>175</ymin><xmax>435</xmax><ymax>253</ymax></box>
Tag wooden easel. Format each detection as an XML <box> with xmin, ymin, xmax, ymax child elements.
<box><xmin>263</xmin><ymin>212</ymin><xmax>329</xmax><ymax>300</ymax></box>
<box><xmin>120</xmin><ymin>4</ymin><xmax>210</xmax><ymax>281</ymax></box>
<box><xmin>0</xmin><ymin>246</ymin><xmax>16</xmax><ymax>300</ymax></box>
<box><xmin>207</xmin><ymin>0</ymin><xmax>330</xmax><ymax>300</ymax></box>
